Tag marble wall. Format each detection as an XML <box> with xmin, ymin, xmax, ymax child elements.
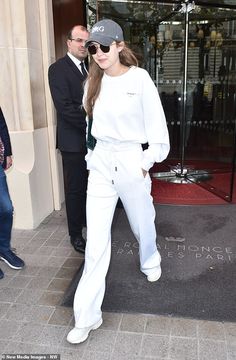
<box><xmin>0</xmin><ymin>0</ymin><xmax>64</xmax><ymax>229</ymax></box>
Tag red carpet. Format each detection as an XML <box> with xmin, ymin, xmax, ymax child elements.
<box><xmin>150</xmin><ymin>160</ymin><xmax>236</xmax><ymax>205</ymax></box>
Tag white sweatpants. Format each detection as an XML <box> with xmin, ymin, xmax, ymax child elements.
<box><xmin>73</xmin><ymin>141</ymin><xmax>161</xmax><ymax>327</ymax></box>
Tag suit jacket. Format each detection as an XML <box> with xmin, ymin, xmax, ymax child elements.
<box><xmin>0</xmin><ymin>107</ymin><xmax>12</xmax><ymax>169</ymax></box>
<box><xmin>48</xmin><ymin>54</ymin><xmax>87</xmax><ymax>153</ymax></box>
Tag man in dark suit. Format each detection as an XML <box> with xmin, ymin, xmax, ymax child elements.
<box><xmin>48</xmin><ymin>25</ymin><xmax>89</xmax><ymax>253</ymax></box>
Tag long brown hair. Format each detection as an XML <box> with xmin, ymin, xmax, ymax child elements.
<box><xmin>85</xmin><ymin>43</ymin><xmax>138</xmax><ymax>118</ymax></box>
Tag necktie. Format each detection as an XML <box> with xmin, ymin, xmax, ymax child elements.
<box><xmin>80</xmin><ymin>62</ymin><xmax>87</xmax><ymax>78</ymax></box>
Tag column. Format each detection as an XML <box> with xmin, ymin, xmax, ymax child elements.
<box><xmin>0</xmin><ymin>0</ymin><xmax>64</xmax><ymax>229</ymax></box>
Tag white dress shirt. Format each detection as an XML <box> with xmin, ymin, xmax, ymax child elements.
<box><xmin>67</xmin><ymin>52</ymin><xmax>87</xmax><ymax>75</ymax></box>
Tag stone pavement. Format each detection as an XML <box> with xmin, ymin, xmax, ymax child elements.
<box><xmin>0</xmin><ymin>206</ymin><xmax>235</xmax><ymax>360</ymax></box>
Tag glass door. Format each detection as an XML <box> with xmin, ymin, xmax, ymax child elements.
<box><xmin>86</xmin><ymin>0</ymin><xmax>236</xmax><ymax>202</ymax></box>
<box><xmin>183</xmin><ymin>4</ymin><xmax>236</xmax><ymax>202</ymax></box>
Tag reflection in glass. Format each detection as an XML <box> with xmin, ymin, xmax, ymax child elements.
<box><xmin>87</xmin><ymin>1</ymin><xmax>236</xmax><ymax>202</ymax></box>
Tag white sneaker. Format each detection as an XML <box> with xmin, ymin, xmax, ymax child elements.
<box><xmin>147</xmin><ymin>266</ymin><xmax>162</xmax><ymax>282</ymax></box>
<box><xmin>67</xmin><ymin>318</ymin><xmax>103</xmax><ymax>344</ymax></box>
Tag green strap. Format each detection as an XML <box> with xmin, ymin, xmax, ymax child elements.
<box><xmin>87</xmin><ymin>117</ymin><xmax>97</xmax><ymax>150</ymax></box>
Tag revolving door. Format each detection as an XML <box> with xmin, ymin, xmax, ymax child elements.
<box><xmin>86</xmin><ymin>0</ymin><xmax>236</xmax><ymax>202</ymax></box>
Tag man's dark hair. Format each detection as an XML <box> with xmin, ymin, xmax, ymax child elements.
<box><xmin>67</xmin><ymin>25</ymin><xmax>88</xmax><ymax>40</ymax></box>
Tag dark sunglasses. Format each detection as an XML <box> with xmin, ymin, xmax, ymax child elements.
<box><xmin>87</xmin><ymin>43</ymin><xmax>113</xmax><ymax>55</ymax></box>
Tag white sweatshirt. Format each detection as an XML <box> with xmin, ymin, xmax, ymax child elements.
<box><xmin>85</xmin><ymin>66</ymin><xmax>170</xmax><ymax>171</ymax></box>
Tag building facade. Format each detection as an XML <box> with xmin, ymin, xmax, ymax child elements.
<box><xmin>1</xmin><ymin>0</ymin><xmax>236</xmax><ymax>229</ymax></box>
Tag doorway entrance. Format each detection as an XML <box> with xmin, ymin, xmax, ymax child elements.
<box><xmin>87</xmin><ymin>0</ymin><xmax>236</xmax><ymax>202</ymax></box>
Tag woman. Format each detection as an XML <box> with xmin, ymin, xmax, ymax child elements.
<box><xmin>0</xmin><ymin>107</ymin><xmax>25</xmax><ymax>279</ymax></box>
<box><xmin>67</xmin><ymin>19</ymin><xmax>170</xmax><ymax>344</ymax></box>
